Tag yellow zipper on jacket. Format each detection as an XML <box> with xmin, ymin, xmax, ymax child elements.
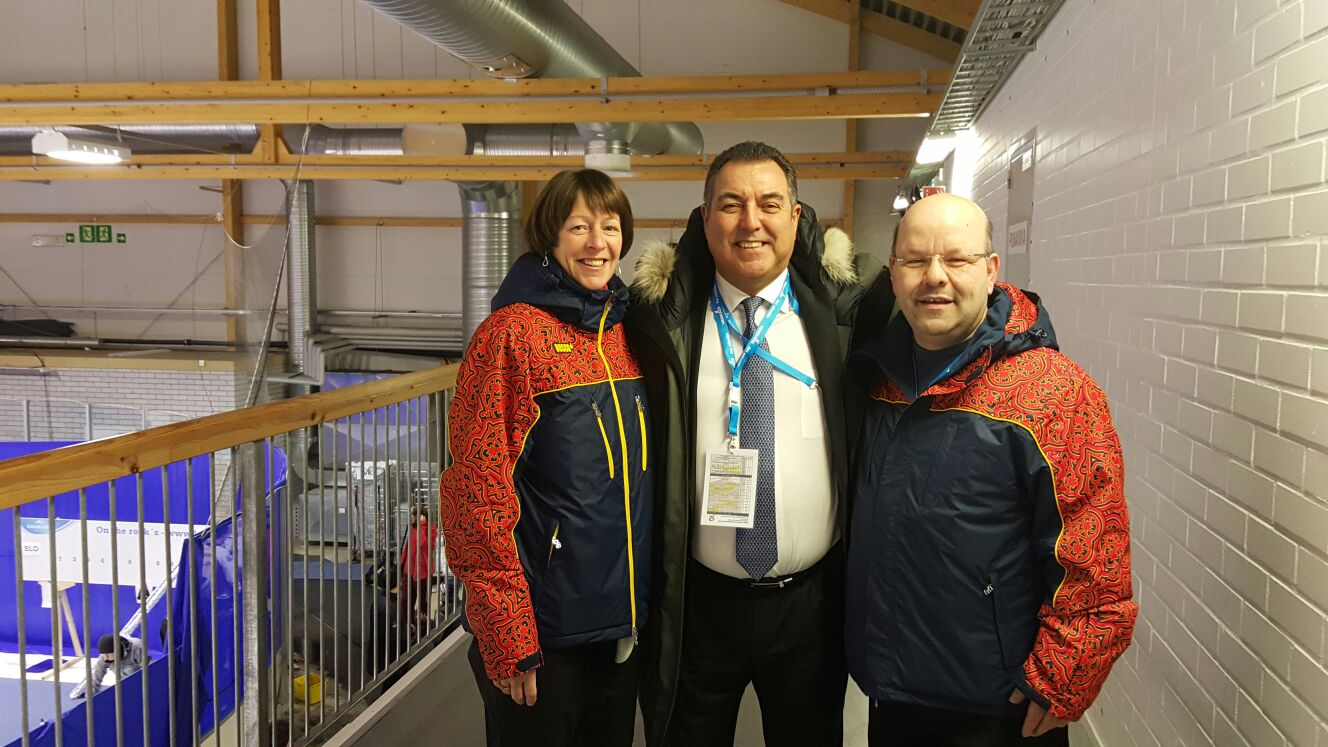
<box><xmin>635</xmin><ymin>394</ymin><xmax>648</xmax><ymax>472</ymax></box>
<box><xmin>595</xmin><ymin>298</ymin><xmax>638</xmax><ymax>644</ymax></box>
<box><xmin>591</xmin><ymin>402</ymin><xmax>615</xmax><ymax>478</ymax></box>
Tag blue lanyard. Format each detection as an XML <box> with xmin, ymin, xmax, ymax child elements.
<box><xmin>710</xmin><ymin>277</ymin><xmax>817</xmax><ymax>438</ymax></box>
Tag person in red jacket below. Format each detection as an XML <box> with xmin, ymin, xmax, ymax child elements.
<box><xmin>846</xmin><ymin>193</ymin><xmax>1137</xmax><ymax>746</ymax></box>
<box><xmin>399</xmin><ymin>504</ymin><xmax>437</xmax><ymax>634</ymax></box>
<box><xmin>439</xmin><ymin>169</ymin><xmax>652</xmax><ymax>747</ymax></box>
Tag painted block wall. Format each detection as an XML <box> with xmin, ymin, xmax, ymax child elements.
<box><xmin>967</xmin><ymin>0</ymin><xmax>1327</xmax><ymax>744</ymax></box>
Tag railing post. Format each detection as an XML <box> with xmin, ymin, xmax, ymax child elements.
<box><xmin>239</xmin><ymin>441</ymin><xmax>271</xmax><ymax>746</ymax></box>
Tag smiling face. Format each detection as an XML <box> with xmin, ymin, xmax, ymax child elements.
<box><xmin>550</xmin><ymin>193</ymin><xmax>623</xmax><ymax>291</ymax></box>
<box><xmin>890</xmin><ymin>194</ymin><xmax>1000</xmax><ymax>350</ymax></box>
<box><xmin>702</xmin><ymin>159</ymin><xmax>802</xmax><ymax>296</ymax></box>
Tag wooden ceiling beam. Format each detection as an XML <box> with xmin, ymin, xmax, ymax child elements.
<box><xmin>843</xmin><ymin>0</ymin><xmax>862</xmax><ymax>237</ymax></box>
<box><xmin>894</xmin><ymin>0</ymin><xmax>980</xmax><ymax>30</ymax></box>
<box><xmin>0</xmin><ymin>163</ymin><xmax>910</xmax><ymax>182</ymax></box>
<box><xmin>0</xmin><ymin>93</ymin><xmax>939</xmax><ymax>127</ymax></box>
<box><xmin>217</xmin><ymin>0</ymin><xmax>240</xmax><ymax>81</ymax></box>
<box><xmin>0</xmin><ymin>70</ymin><xmax>949</xmax><ymax>104</ymax></box>
<box><xmin>256</xmin><ymin>0</ymin><xmax>282</xmax><ymax>82</ymax></box>
<box><xmin>860</xmin><ymin>10</ymin><xmax>961</xmax><ymax>63</ymax></box>
<box><xmin>0</xmin><ymin>151</ymin><xmax>913</xmax><ymax>168</ymax></box>
<box><xmin>0</xmin><ymin>214</ymin><xmax>841</xmax><ymax>230</ymax></box>
<box><xmin>776</xmin><ymin>1</ymin><xmax>961</xmax><ymax>62</ymax></box>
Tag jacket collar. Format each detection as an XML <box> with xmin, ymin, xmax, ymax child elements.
<box><xmin>855</xmin><ymin>282</ymin><xmax>1058</xmax><ymax>396</ymax></box>
<box><xmin>491</xmin><ymin>252</ymin><xmax>631</xmax><ymax>332</ymax></box>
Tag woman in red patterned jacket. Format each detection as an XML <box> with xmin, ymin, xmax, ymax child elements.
<box><xmin>439</xmin><ymin>169</ymin><xmax>652</xmax><ymax>747</ymax></box>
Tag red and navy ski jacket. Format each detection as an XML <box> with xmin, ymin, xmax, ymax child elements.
<box><xmin>846</xmin><ymin>283</ymin><xmax>1136</xmax><ymax>721</ymax></box>
<box><xmin>440</xmin><ymin>253</ymin><xmax>652</xmax><ymax>681</ymax></box>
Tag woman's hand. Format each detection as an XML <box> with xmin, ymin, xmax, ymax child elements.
<box><xmin>494</xmin><ymin>670</ymin><xmax>538</xmax><ymax>706</ymax></box>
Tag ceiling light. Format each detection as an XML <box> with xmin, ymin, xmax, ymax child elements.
<box><xmin>31</xmin><ymin>130</ymin><xmax>130</xmax><ymax>165</ymax></box>
<box><xmin>915</xmin><ymin>135</ymin><xmax>956</xmax><ymax>165</ymax></box>
<box><xmin>892</xmin><ymin>189</ymin><xmax>909</xmax><ymax>211</ymax></box>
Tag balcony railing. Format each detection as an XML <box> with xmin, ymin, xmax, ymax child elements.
<box><xmin>0</xmin><ymin>364</ymin><xmax>460</xmax><ymax>747</ymax></box>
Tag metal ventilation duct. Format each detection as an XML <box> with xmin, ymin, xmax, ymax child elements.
<box><xmin>287</xmin><ymin>181</ymin><xmax>319</xmax><ymax>387</ymax></box>
<box><xmin>930</xmin><ymin>0</ymin><xmax>1067</xmax><ymax>133</ymax></box>
<box><xmin>457</xmin><ymin>180</ymin><xmax>523</xmax><ymax>343</ymax></box>
<box><xmin>295</xmin><ymin>126</ymin><xmax>405</xmax><ymax>156</ymax></box>
<box><xmin>359</xmin><ymin>0</ymin><xmax>638</xmax><ymax>78</ymax></box>
<box><xmin>466</xmin><ymin>124</ymin><xmax>585</xmax><ymax>156</ymax></box>
<box><xmin>356</xmin><ymin>0</ymin><xmax>703</xmax><ymax>157</ymax></box>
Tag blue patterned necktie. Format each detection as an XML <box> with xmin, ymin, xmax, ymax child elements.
<box><xmin>735</xmin><ymin>296</ymin><xmax>778</xmax><ymax>580</ymax></box>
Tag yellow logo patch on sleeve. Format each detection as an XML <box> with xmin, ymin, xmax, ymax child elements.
<box><xmin>553</xmin><ymin>342</ymin><xmax>574</xmax><ymax>353</ymax></box>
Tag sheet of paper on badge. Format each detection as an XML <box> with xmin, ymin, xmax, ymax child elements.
<box><xmin>700</xmin><ymin>448</ymin><xmax>759</xmax><ymax>529</ymax></box>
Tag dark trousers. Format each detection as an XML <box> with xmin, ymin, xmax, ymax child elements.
<box><xmin>664</xmin><ymin>556</ymin><xmax>847</xmax><ymax>747</ymax></box>
<box><xmin>467</xmin><ymin>637</ymin><xmax>640</xmax><ymax>747</ymax></box>
<box><xmin>398</xmin><ymin>577</ymin><xmax>430</xmax><ymax>627</ymax></box>
<box><xmin>869</xmin><ymin>701</ymin><xmax>1071</xmax><ymax>747</ymax></box>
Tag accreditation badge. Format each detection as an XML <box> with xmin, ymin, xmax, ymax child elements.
<box><xmin>699</xmin><ymin>447</ymin><xmax>759</xmax><ymax>528</ymax></box>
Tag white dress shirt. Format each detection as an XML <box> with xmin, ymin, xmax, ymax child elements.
<box><xmin>693</xmin><ymin>269</ymin><xmax>836</xmax><ymax>578</ymax></box>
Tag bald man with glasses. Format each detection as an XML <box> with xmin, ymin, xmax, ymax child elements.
<box><xmin>844</xmin><ymin>194</ymin><xmax>1138</xmax><ymax>746</ymax></box>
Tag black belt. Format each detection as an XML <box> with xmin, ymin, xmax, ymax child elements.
<box><xmin>692</xmin><ymin>550</ymin><xmax>831</xmax><ymax>590</ymax></box>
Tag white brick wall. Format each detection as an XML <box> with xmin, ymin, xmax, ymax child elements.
<box><xmin>966</xmin><ymin>0</ymin><xmax>1327</xmax><ymax>744</ymax></box>
<box><xmin>0</xmin><ymin>367</ymin><xmax>237</xmax><ymax>441</ymax></box>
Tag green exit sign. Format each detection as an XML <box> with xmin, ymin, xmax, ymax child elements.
<box><xmin>77</xmin><ymin>224</ymin><xmax>114</xmax><ymax>243</ymax></box>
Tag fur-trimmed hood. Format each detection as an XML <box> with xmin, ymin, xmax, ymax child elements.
<box><xmin>631</xmin><ymin>202</ymin><xmax>858</xmax><ymax>305</ymax></box>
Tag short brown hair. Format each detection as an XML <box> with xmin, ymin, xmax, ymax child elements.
<box><xmin>524</xmin><ymin>169</ymin><xmax>635</xmax><ymax>258</ymax></box>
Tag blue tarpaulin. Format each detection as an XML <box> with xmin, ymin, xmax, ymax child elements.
<box><xmin>0</xmin><ymin>441</ymin><xmax>211</xmax><ymax>658</ymax></box>
<box><xmin>0</xmin><ymin>440</ymin><xmax>287</xmax><ymax>746</ymax></box>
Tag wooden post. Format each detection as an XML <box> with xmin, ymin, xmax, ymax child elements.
<box><xmin>842</xmin><ymin>1</ymin><xmax>861</xmax><ymax>237</ymax></box>
<box><xmin>218</xmin><ymin>0</ymin><xmax>244</xmax><ymax>343</ymax></box>
<box><xmin>256</xmin><ymin>0</ymin><xmax>283</xmax><ymax>162</ymax></box>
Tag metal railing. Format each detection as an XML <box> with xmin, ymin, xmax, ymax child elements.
<box><xmin>0</xmin><ymin>365</ymin><xmax>461</xmax><ymax>747</ymax></box>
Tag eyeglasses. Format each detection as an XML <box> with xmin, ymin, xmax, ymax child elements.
<box><xmin>889</xmin><ymin>252</ymin><xmax>991</xmax><ymax>272</ymax></box>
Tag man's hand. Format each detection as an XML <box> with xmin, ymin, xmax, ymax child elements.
<box><xmin>494</xmin><ymin>669</ymin><xmax>538</xmax><ymax>706</ymax></box>
<box><xmin>1009</xmin><ymin>688</ymin><xmax>1069</xmax><ymax>737</ymax></box>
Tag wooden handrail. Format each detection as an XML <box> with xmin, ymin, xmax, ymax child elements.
<box><xmin>0</xmin><ymin>365</ymin><xmax>458</xmax><ymax>511</ymax></box>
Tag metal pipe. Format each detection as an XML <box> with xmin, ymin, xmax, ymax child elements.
<box><xmin>79</xmin><ymin>488</ymin><xmax>93</xmax><ymax>747</ymax></box>
<box><xmin>356</xmin><ymin>413</ymin><xmax>367</xmax><ymax>695</ymax></box>
<box><xmin>458</xmin><ymin>180</ymin><xmax>522</xmax><ymax>344</ymax></box>
<box><xmin>13</xmin><ymin>507</ymin><xmax>30</xmax><ymax>747</ymax></box>
<box><xmin>109</xmin><ymin>481</ymin><xmax>125</xmax><ymax>747</ymax></box>
<box><xmin>287</xmin><ymin>181</ymin><xmax>318</xmax><ymax>383</ymax></box>
<box><xmin>136</xmin><ymin>474</ymin><xmax>150</xmax><ymax>747</ymax></box>
<box><xmin>187</xmin><ymin>460</ymin><xmax>201</xmax><ymax>747</ymax></box>
<box><xmin>239</xmin><ymin>441</ymin><xmax>271</xmax><ymax>747</ymax></box>
<box><xmin>330</xmin><ymin>422</ymin><xmax>341</xmax><ymax>715</ymax></box>
<box><xmin>282</xmin><ymin>435</ymin><xmax>295</xmax><ymax>747</ymax></box>
<box><xmin>47</xmin><ymin>498</ymin><xmax>63</xmax><ymax>747</ymax></box>
<box><xmin>161</xmin><ymin>470</ymin><xmax>177</xmax><ymax>744</ymax></box>
<box><xmin>316</xmin><ymin>430</ymin><xmax>327</xmax><ymax>729</ymax></box>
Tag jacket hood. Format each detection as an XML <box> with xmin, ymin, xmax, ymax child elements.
<box><xmin>491</xmin><ymin>252</ymin><xmax>631</xmax><ymax>331</ymax></box>
<box><xmin>630</xmin><ymin>201</ymin><xmax>858</xmax><ymax>305</ymax></box>
<box><xmin>856</xmin><ymin>282</ymin><xmax>1058</xmax><ymax>394</ymax></box>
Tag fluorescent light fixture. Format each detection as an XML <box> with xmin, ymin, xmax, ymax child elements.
<box><xmin>915</xmin><ymin>135</ymin><xmax>956</xmax><ymax>165</ymax></box>
<box><xmin>31</xmin><ymin>130</ymin><xmax>130</xmax><ymax>165</ymax></box>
